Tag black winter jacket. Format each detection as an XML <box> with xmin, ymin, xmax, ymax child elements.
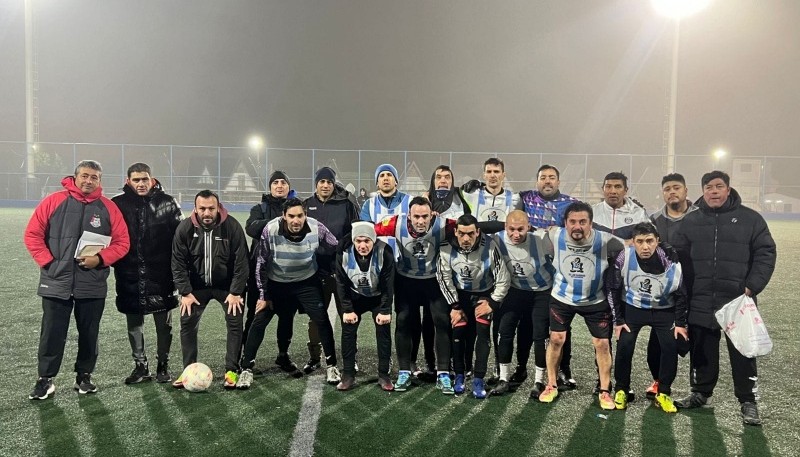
<box><xmin>304</xmin><ymin>184</ymin><xmax>360</xmax><ymax>275</ymax></box>
<box><xmin>172</xmin><ymin>204</ymin><xmax>249</xmax><ymax>296</ymax></box>
<box><xmin>112</xmin><ymin>181</ymin><xmax>183</xmax><ymax>314</ymax></box>
<box><xmin>245</xmin><ymin>191</ymin><xmax>296</xmax><ymax>257</ymax></box>
<box><xmin>672</xmin><ymin>189</ymin><xmax>776</xmax><ymax>329</ymax></box>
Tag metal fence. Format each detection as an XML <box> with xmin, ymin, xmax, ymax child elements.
<box><xmin>1</xmin><ymin>141</ymin><xmax>798</xmax><ymax>213</ymax></box>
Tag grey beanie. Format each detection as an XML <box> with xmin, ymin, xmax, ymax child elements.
<box><xmin>351</xmin><ymin>221</ymin><xmax>377</xmax><ymax>243</ymax></box>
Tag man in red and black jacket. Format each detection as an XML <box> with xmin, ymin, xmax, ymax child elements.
<box><xmin>24</xmin><ymin>160</ymin><xmax>130</xmax><ymax>400</ymax></box>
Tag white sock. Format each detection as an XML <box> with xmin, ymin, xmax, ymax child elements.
<box><xmin>535</xmin><ymin>366</ymin><xmax>546</xmax><ymax>384</ymax></box>
<box><xmin>437</xmin><ymin>370</ymin><xmax>448</xmax><ymax>376</ymax></box>
<box><xmin>499</xmin><ymin>363</ymin><xmax>511</xmax><ymax>382</ymax></box>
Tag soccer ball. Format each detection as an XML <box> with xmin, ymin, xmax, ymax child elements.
<box><xmin>181</xmin><ymin>362</ymin><xmax>213</xmax><ymax>392</ymax></box>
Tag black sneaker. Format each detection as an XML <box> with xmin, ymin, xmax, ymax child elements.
<box><xmin>29</xmin><ymin>377</ymin><xmax>55</xmax><ymax>400</ymax></box>
<box><xmin>303</xmin><ymin>358</ymin><xmax>321</xmax><ymax>374</ymax></box>
<box><xmin>155</xmin><ymin>361</ymin><xmax>172</xmax><ymax>383</ymax></box>
<box><xmin>674</xmin><ymin>392</ymin><xmax>709</xmax><ymax>409</ymax></box>
<box><xmin>124</xmin><ymin>361</ymin><xmax>152</xmax><ymax>385</ymax></box>
<box><xmin>509</xmin><ymin>367</ymin><xmax>528</xmax><ymax>385</ymax></box>
<box><xmin>558</xmin><ymin>370</ymin><xmax>577</xmax><ymax>391</ymax></box>
<box><xmin>275</xmin><ymin>354</ymin><xmax>299</xmax><ymax>373</ymax></box>
<box><xmin>529</xmin><ymin>381</ymin><xmax>545</xmax><ymax>399</ymax></box>
<box><xmin>74</xmin><ymin>373</ymin><xmax>98</xmax><ymax>394</ymax></box>
<box><xmin>741</xmin><ymin>402</ymin><xmax>762</xmax><ymax>426</ymax></box>
<box><xmin>490</xmin><ymin>380</ymin><xmax>510</xmax><ymax>396</ymax></box>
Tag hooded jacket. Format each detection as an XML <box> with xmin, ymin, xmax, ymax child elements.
<box><xmin>245</xmin><ymin>190</ymin><xmax>297</xmax><ymax>256</ymax></box>
<box><xmin>649</xmin><ymin>200</ymin><xmax>698</xmax><ymax>244</ymax></box>
<box><xmin>304</xmin><ymin>183</ymin><xmax>360</xmax><ymax>275</ymax></box>
<box><xmin>426</xmin><ymin>171</ymin><xmax>470</xmax><ymax>218</ymax></box>
<box><xmin>171</xmin><ymin>203</ymin><xmax>249</xmax><ymax>296</ymax></box>
<box><xmin>24</xmin><ymin>176</ymin><xmax>130</xmax><ymax>299</ymax></box>
<box><xmin>672</xmin><ymin>188</ymin><xmax>776</xmax><ymax>329</ymax></box>
<box><xmin>592</xmin><ymin>197</ymin><xmax>649</xmax><ymax>240</ymax></box>
<box><xmin>112</xmin><ymin>180</ymin><xmax>183</xmax><ymax>314</ymax></box>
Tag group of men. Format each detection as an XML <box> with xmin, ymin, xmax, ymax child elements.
<box><xmin>24</xmin><ymin>157</ymin><xmax>776</xmax><ymax>426</ymax></box>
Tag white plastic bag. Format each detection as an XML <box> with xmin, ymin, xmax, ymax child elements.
<box><xmin>714</xmin><ymin>294</ymin><xmax>773</xmax><ymax>358</ymax></box>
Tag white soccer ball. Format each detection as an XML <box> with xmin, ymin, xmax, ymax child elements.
<box><xmin>181</xmin><ymin>362</ymin><xmax>213</xmax><ymax>392</ymax></box>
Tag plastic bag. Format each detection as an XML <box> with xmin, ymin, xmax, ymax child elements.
<box><xmin>714</xmin><ymin>294</ymin><xmax>773</xmax><ymax>358</ymax></box>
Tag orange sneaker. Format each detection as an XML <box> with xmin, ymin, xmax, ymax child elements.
<box><xmin>599</xmin><ymin>391</ymin><xmax>615</xmax><ymax>410</ymax></box>
<box><xmin>538</xmin><ymin>385</ymin><xmax>559</xmax><ymax>403</ymax></box>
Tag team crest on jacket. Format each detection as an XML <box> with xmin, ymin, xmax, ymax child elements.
<box><xmin>624</xmin><ymin>217</ymin><xmax>633</xmax><ymax>224</ymax></box>
<box><xmin>90</xmin><ymin>214</ymin><xmax>101</xmax><ymax>228</ymax></box>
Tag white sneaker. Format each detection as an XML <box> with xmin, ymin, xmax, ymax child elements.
<box><xmin>236</xmin><ymin>369</ymin><xmax>253</xmax><ymax>389</ymax></box>
<box><xmin>326</xmin><ymin>366</ymin><xmax>341</xmax><ymax>384</ymax></box>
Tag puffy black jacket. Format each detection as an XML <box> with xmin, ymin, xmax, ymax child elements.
<box><xmin>112</xmin><ymin>181</ymin><xmax>183</xmax><ymax>314</ymax></box>
<box><xmin>672</xmin><ymin>188</ymin><xmax>776</xmax><ymax>329</ymax></box>
<box><xmin>304</xmin><ymin>184</ymin><xmax>360</xmax><ymax>275</ymax></box>
<box><xmin>172</xmin><ymin>204</ymin><xmax>249</xmax><ymax>295</ymax></box>
<box><xmin>245</xmin><ymin>191</ymin><xmax>296</xmax><ymax>257</ymax></box>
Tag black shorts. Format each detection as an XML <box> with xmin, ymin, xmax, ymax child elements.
<box><xmin>548</xmin><ymin>297</ymin><xmax>612</xmax><ymax>339</ymax></box>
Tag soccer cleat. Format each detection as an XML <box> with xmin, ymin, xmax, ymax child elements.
<box><xmin>74</xmin><ymin>373</ymin><xmax>98</xmax><ymax>394</ymax></box>
<box><xmin>654</xmin><ymin>393</ymin><xmax>677</xmax><ymax>413</ymax></box>
<box><xmin>646</xmin><ymin>380</ymin><xmax>660</xmax><ymax>399</ymax></box>
<box><xmin>472</xmin><ymin>378</ymin><xmax>487</xmax><ymax>399</ymax></box>
<box><xmin>509</xmin><ymin>367</ymin><xmax>528</xmax><ymax>385</ymax></box>
<box><xmin>378</xmin><ymin>374</ymin><xmax>394</xmax><ymax>392</ymax></box>
<box><xmin>337</xmin><ymin>374</ymin><xmax>356</xmax><ymax>391</ymax></box>
<box><xmin>538</xmin><ymin>385</ymin><xmax>559</xmax><ymax>403</ymax></box>
<box><xmin>303</xmin><ymin>358</ymin><xmax>321</xmax><ymax>374</ymax></box>
<box><xmin>614</xmin><ymin>390</ymin><xmax>628</xmax><ymax>410</ymax></box>
<box><xmin>223</xmin><ymin>371</ymin><xmax>239</xmax><ymax>389</ymax></box>
<box><xmin>326</xmin><ymin>366</ymin><xmax>341</xmax><ymax>385</ymax></box>
<box><xmin>529</xmin><ymin>382</ymin><xmax>545</xmax><ymax>399</ymax></box>
<box><xmin>436</xmin><ymin>373</ymin><xmax>454</xmax><ymax>395</ymax></box>
<box><xmin>741</xmin><ymin>402</ymin><xmax>762</xmax><ymax>426</ymax></box>
<box><xmin>155</xmin><ymin>361</ymin><xmax>172</xmax><ymax>383</ymax></box>
<box><xmin>454</xmin><ymin>374</ymin><xmax>466</xmax><ymax>394</ymax></box>
<box><xmin>558</xmin><ymin>369</ymin><xmax>577</xmax><ymax>391</ymax></box>
<box><xmin>599</xmin><ymin>391</ymin><xmax>615</xmax><ymax>410</ymax></box>
<box><xmin>275</xmin><ymin>354</ymin><xmax>299</xmax><ymax>373</ymax></box>
<box><xmin>172</xmin><ymin>373</ymin><xmax>185</xmax><ymax>389</ymax></box>
<box><xmin>29</xmin><ymin>377</ymin><xmax>55</xmax><ymax>400</ymax></box>
<box><xmin>236</xmin><ymin>369</ymin><xmax>253</xmax><ymax>390</ymax></box>
<box><xmin>124</xmin><ymin>361</ymin><xmax>152</xmax><ymax>385</ymax></box>
<box><xmin>674</xmin><ymin>392</ymin><xmax>709</xmax><ymax>409</ymax></box>
<box><xmin>394</xmin><ymin>371</ymin><xmax>413</xmax><ymax>391</ymax></box>
<box><xmin>490</xmin><ymin>380</ymin><xmax>510</xmax><ymax>396</ymax></box>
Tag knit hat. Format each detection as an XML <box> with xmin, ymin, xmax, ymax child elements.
<box><xmin>314</xmin><ymin>167</ymin><xmax>336</xmax><ymax>185</ymax></box>
<box><xmin>375</xmin><ymin>164</ymin><xmax>399</xmax><ymax>185</ymax></box>
<box><xmin>351</xmin><ymin>221</ymin><xmax>377</xmax><ymax>243</ymax></box>
<box><xmin>269</xmin><ymin>170</ymin><xmax>290</xmax><ymax>186</ymax></box>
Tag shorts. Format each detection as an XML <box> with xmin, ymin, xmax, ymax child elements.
<box><xmin>548</xmin><ymin>297</ymin><xmax>612</xmax><ymax>339</ymax></box>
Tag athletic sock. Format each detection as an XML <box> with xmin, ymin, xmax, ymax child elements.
<box><xmin>535</xmin><ymin>366</ymin><xmax>546</xmax><ymax>384</ymax></box>
<box><xmin>499</xmin><ymin>363</ymin><xmax>510</xmax><ymax>382</ymax></box>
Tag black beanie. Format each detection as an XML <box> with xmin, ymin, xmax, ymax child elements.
<box><xmin>315</xmin><ymin>167</ymin><xmax>336</xmax><ymax>185</ymax></box>
<box><xmin>269</xmin><ymin>170</ymin><xmax>290</xmax><ymax>186</ymax></box>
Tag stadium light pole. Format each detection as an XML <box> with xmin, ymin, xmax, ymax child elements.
<box><xmin>248</xmin><ymin>135</ymin><xmax>265</xmax><ymax>190</ymax></box>
<box><xmin>25</xmin><ymin>0</ymin><xmax>37</xmax><ymax>180</ymax></box>
<box><xmin>652</xmin><ymin>0</ymin><xmax>712</xmax><ymax>174</ymax></box>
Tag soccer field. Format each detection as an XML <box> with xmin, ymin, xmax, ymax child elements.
<box><xmin>1</xmin><ymin>208</ymin><xmax>798</xmax><ymax>457</ymax></box>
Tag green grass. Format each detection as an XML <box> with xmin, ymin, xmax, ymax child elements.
<box><xmin>1</xmin><ymin>208</ymin><xmax>798</xmax><ymax>456</ymax></box>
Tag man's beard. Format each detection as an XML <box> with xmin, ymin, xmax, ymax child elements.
<box><xmin>668</xmin><ymin>200</ymin><xmax>683</xmax><ymax>211</ymax></box>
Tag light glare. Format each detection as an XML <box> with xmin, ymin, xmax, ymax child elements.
<box><xmin>248</xmin><ymin>136</ymin><xmax>264</xmax><ymax>150</ymax></box>
<box><xmin>651</xmin><ymin>0</ymin><xmax>711</xmax><ymax>19</ymax></box>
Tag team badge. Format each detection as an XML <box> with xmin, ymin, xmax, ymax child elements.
<box><xmin>89</xmin><ymin>214</ymin><xmax>101</xmax><ymax>228</ymax></box>
<box><xmin>624</xmin><ymin>217</ymin><xmax>633</xmax><ymax>224</ymax></box>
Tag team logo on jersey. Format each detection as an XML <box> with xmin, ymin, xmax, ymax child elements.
<box><xmin>624</xmin><ymin>217</ymin><xmax>633</xmax><ymax>224</ymax></box>
<box><xmin>458</xmin><ymin>266</ymin><xmax>472</xmax><ymax>280</ymax></box>
<box><xmin>89</xmin><ymin>214</ymin><xmax>101</xmax><ymax>228</ymax></box>
<box><xmin>639</xmin><ymin>278</ymin><xmax>652</xmax><ymax>295</ymax></box>
<box><xmin>630</xmin><ymin>274</ymin><xmax>667</xmax><ymax>299</ymax></box>
<box><xmin>570</xmin><ymin>258</ymin><xmax>584</xmax><ymax>274</ymax></box>
<box><xmin>412</xmin><ymin>242</ymin><xmax>426</xmax><ymax>258</ymax></box>
<box><xmin>513</xmin><ymin>263</ymin><xmax>525</xmax><ymax>277</ymax></box>
<box><xmin>488</xmin><ymin>211</ymin><xmax>498</xmax><ymax>221</ymax></box>
<box><xmin>357</xmin><ymin>275</ymin><xmax>370</xmax><ymax>287</ymax></box>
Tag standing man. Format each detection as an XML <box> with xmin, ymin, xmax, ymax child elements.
<box><xmin>462</xmin><ymin>158</ymin><xmax>519</xmax><ymax>223</ymax></box>
<box><xmin>643</xmin><ymin>173</ymin><xmax>697</xmax><ymax>397</ymax></box>
<box><xmin>537</xmin><ymin>202</ymin><xmax>623</xmax><ymax>410</ymax></box>
<box><xmin>606</xmin><ymin>222</ymin><xmax>688</xmax><ymax>413</ymax></box>
<box><xmin>112</xmin><ymin>163</ymin><xmax>183</xmax><ymax>384</ymax></box>
<box><xmin>673</xmin><ymin>171</ymin><xmax>776</xmax><ymax>426</ymax></box>
<box><xmin>334</xmin><ymin>222</ymin><xmax>396</xmax><ymax>391</ymax></box>
<box><xmin>515</xmin><ymin>164</ymin><xmax>579</xmax><ymax>389</ymax></box>
<box><xmin>438</xmin><ymin>214</ymin><xmax>511</xmax><ymax>398</ymax></box>
<box><xmin>491</xmin><ymin>210</ymin><xmax>554</xmax><ymax>397</ymax></box>
<box><xmin>425</xmin><ymin>165</ymin><xmax>470</xmax><ymax>219</ymax></box>
<box><xmin>373</xmin><ymin>197</ymin><xmax>456</xmax><ymax>394</ymax></box>
<box><xmin>243</xmin><ymin>171</ymin><xmax>298</xmax><ymax>374</ymax></box>
<box><xmin>171</xmin><ymin>190</ymin><xmax>249</xmax><ymax>389</ymax></box>
<box><xmin>238</xmin><ymin>198</ymin><xmax>341</xmax><ymax>388</ymax></box>
<box><xmin>302</xmin><ymin>167</ymin><xmax>360</xmax><ymax>375</ymax></box>
<box><xmin>360</xmin><ymin>163</ymin><xmax>410</xmax><ymax>255</ymax></box>
<box><xmin>25</xmin><ymin>160</ymin><xmax>130</xmax><ymax>399</ymax></box>
<box><xmin>592</xmin><ymin>171</ymin><xmax>649</xmax><ymax>240</ymax></box>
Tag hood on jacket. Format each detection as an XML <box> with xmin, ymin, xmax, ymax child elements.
<box><xmin>61</xmin><ymin>176</ymin><xmax>103</xmax><ymax>203</ymax></box>
<box><xmin>656</xmin><ymin>199</ymin><xmax>698</xmax><ymax>221</ymax></box>
<box><xmin>119</xmin><ymin>178</ymin><xmax>165</xmax><ymax>198</ymax></box>
<box><xmin>262</xmin><ymin>189</ymin><xmax>297</xmax><ymax>203</ymax></box>
<box><xmin>696</xmin><ymin>187</ymin><xmax>742</xmax><ymax>213</ymax></box>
